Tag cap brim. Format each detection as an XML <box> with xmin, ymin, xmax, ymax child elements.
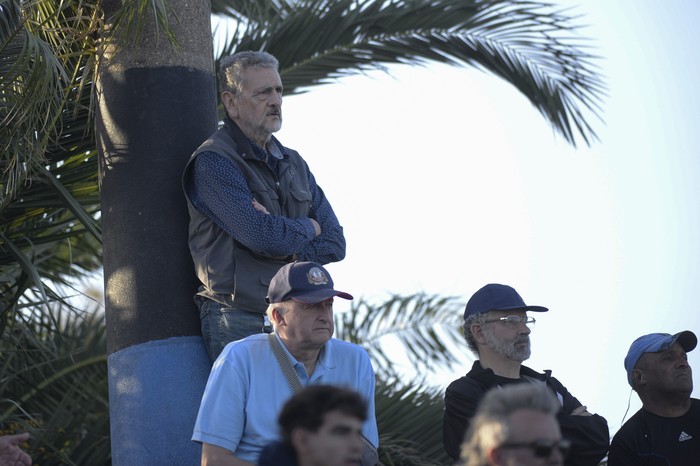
<box><xmin>491</xmin><ymin>305</ymin><xmax>549</xmax><ymax>313</ymax></box>
<box><xmin>291</xmin><ymin>289</ymin><xmax>353</xmax><ymax>304</ymax></box>
<box><xmin>673</xmin><ymin>330</ymin><xmax>698</xmax><ymax>353</ymax></box>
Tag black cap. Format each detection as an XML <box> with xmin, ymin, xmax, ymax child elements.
<box><xmin>464</xmin><ymin>284</ymin><xmax>548</xmax><ymax>319</ymax></box>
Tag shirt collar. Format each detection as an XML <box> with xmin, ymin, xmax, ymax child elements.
<box><xmin>248</xmin><ymin>137</ymin><xmax>285</xmax><ymax>161</ymax></box>
<box><xmin>277</xmin><ymin>335</ymin><xmax>336</xmax><ymax>373</ymax></box>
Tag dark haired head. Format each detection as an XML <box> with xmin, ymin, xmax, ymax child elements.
<box><xmin>278</xmin><ymin>385</ymin><xmax>367</xmax><ymax>444</ymax></box>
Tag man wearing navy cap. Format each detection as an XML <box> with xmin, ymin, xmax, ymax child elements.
<box><xmin>192</xmin><ymin>261</ymin><xmax>378</xmax><ymax>466</ymax></box>
<box><xmin>608</xmin><ymin>330</ymin><xmax>699</xmax><ymax>465</ymax></box>
<box><xmin>443</xmin><ymin>283</ymin><xmax>609</xmax><ymax>466</ymax></box>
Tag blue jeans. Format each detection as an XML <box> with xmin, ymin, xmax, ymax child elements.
<box><xmin>198</xmin><ymin>297</ymin><xmax>271</xmax><ymax>362</ymax></box>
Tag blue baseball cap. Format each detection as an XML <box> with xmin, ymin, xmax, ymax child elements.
<box><xmin>266</xmin><ymin>261</ymin><xmax>353</xmax><ymax>304</ymax></box>
<box><xmin>624</xmin><ymin>331</ymin><xmax>697</xmax><ymax>387</ymax></box>
<box><xmin>464</xmin><ymin>284</ymin><xmax>548</xmax><ymax>319</ymax></box>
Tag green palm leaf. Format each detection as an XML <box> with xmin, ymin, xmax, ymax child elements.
<box><xmin>0</xmin><ymin>0</ymin><xmax>67</xmax><ymax>199</ymax></box>
<box><xmin>376</xmin><ymin>378</ymin><xmax>452</xmax><ymax>465</ymax></box>
<box><xmin>1</xmin><ymin>299</ymin><xmax>110</xmax><ymax>465</ymax></box>
<box><xmin>1</xmin><ymin>0</ymin><xmax>101</xmax><ymax>314</ymax></box>
<box><xmin>336</xmin><ymin>294</ymin><xmax>468</xmax><ymax>379</ymax></box>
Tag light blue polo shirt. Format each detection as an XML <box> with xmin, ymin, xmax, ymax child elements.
<box><xmin>192</xmin><ymin>333</ymin><xmax>378</xmax><ymax>463</ymax></box>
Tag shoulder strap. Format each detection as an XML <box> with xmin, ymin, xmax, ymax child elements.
<box><xmin>268</xmin><ymin>334</ymin><xmax>380</xmax><ymax>466</ymax></box>
<box><xmin>269</xmin><ymin>333</ymin><xmax>304</xmax><ymax>393</ymax></box>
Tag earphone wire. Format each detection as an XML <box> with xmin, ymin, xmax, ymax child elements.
<box><xmin>620</xmin><ymin>387</ymin><xmax>634</xmax><ymax>426</ymax></box>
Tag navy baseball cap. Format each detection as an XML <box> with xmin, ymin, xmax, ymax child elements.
<box><xmin>624</xmin><ymin>330</ymin><xmax>697</xmax><ymax>386</ymax></box>
<box><xmin>266</xmin><ymin>261</ymin><xmax>353</xmax><ymax>304</ymax></box>
<box><xmin>464</xmin><ymin>284</ymin><xmax>548</xmax><ymax>319</ymax></box>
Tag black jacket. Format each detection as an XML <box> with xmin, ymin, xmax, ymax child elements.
<box><xmin>443</xmin><ymin>361</ymin><xmax>609</xmax><ymax>465</ymax></box>
<box><xmin>258</xmin><ymin>441</ymin><xmax>298</xmax><ymax>466</ymax></box>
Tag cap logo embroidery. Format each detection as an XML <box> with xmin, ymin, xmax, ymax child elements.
<box><xmin>307</xmin><ymin>267</ymin><xmax>328</xmax><ymax>286</ymax></box>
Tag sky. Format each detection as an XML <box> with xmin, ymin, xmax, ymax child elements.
<box><xmin>238</xmin><ymin>0</ymin><xmax>700</xmax><ymax>436</ymax></box>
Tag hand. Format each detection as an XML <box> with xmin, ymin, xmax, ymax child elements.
<box><xmin>0</xmin><ymin>432</ymin><xmax>32</xmax><ymax>466</ymax></box>
<box><xmin>310</xmin><ymin>218</ymin><xmax>321</xmax><ymax>237</ymax></box>
<box><xmin>571</xmin><ymin>405</ymin><xmax>593</xmax><ymax>416</ymax></box>
<box><xmin>252</xmin><ymin>198</ymin><xmax>270</xmax><ymax>214</ymax></box>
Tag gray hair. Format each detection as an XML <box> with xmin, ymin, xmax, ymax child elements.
<box><xmin>460</xmin><ymin>383</ymin><xmax>560</xmax><ymax>466</ymax></box>
<box><xmin>218</xmin><ymin>51</ymin><xmax>279</xmax><ymax>96</ymax></box>
<box><xmin>463</xmin><ymin>313</ymin><xmax>488</xmax><ymax>355</ymax></box>
<box><xmin>266</xmin><ymin>300</ymin><xmax>290</xmax><ymax>329</ymax></box>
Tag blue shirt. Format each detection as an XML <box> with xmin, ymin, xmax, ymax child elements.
<box><xmin>192</xmin><ymin>334</ymin><xmax>378</xmax><ymax>463</ymax></box>
<box><xmin>187</xmin><ymin>150</ymin><xmax>345</xmax><ymax>262</ymax></box>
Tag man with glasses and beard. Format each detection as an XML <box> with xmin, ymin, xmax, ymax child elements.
<box><xmin>443</xmin><ymin>284</ymin><xmax>609</xmax><ymax>466</ymax></box>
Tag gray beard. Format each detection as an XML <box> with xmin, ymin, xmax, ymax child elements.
<box><xmin>483</xmin><ymin>329</ymin><xmax>531</xmax><ymax>362</ymax></box>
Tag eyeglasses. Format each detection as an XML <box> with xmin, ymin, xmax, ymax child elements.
<box><xmin>482</xmin><ymin>315</ymin><xmax>536</xmax><ymax>328</ymax></box>
<box><xmin>500</xmin><ymin>439</ymin><xmax>571</xmax><ymax>459</ymax></box>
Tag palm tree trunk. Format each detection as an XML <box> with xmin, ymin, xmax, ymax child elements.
<box><xmin>96</xmin><ymin>1</ymin><xmax>216</xmax><ymax>463</ymax></box>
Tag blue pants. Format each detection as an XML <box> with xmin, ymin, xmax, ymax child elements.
<box><xmin>197</xmin><ymin>297</ymin><xmax>272</xmax><ymax>362</ymax></box>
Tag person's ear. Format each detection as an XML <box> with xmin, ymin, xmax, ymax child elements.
<box><xmin>472</xmin><ymin>322</ymin><xmax>486</xmax><ymax>344</ymax></box>
<box><xmin>221</xmin><ymin>91</ymin><xmax>238</xmax><ymax>118</ymax></box>
<box><xmin>291</xmin><ymin>428</ymin><xmax>310</xmax><ymax>454</ymax></box>
<box><xmin>272</xmin><ymin>307</ymin><xmax>285</xmax><ymax>327</ymax></box>
<box><xmin>632</xmin><ymin>369</ymin><xmax>645</xmax><ymax>386</ymax></box>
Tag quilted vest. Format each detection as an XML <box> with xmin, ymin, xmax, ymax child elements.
<box><xmin>182</xmin><ymin>118</ymin><xmax>312</xmax><ymax>311</ymax></box>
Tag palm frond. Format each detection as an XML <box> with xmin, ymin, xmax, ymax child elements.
<box><xmin>0</xmin><ymin>157</ymin><xmax>102</xmax><ymax>315</ymax></box>
<box><xmin>335</xmin><ymin>294</ymin><xmax>467</xmax><ymax>380</ymax></box>
<box><xmin>211</xmin><ymin>0</ymin><xmax>290</xmax><ymax>24</ymax></box>
<box><xmin>0</xmin><ymin>0</ymin><xmax>68</xmax><ymax>200</ymax></box>
<box><xmin>376</xmin><ymin>377</ymin><xmax>452</xmax><ymax>465</ymax></box>
<box><xmin>217</xmin><ymin>0</ymin><xmax>605</xmax><ymax>146</ymax></box>
<box><xmin>1</xmin><ymin>299</ymin><xmax>110</xmax><ymax>465</ymax></box>
<box><xmin>0</xmin><ymin>0</ymin><xmax>102</xmax><ymax>315</ymax></box>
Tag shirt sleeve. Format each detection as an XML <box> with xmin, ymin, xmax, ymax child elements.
<box><xmin>192</xmin><ymin>354</ymin><xmax>247</xmax><ymax>453</ymax></box>
<box><xmin>443</xmin><ymin>381</ymin><xmax>481</xmax><ymax>460</ymax></box>
<box><xmin>359</xmin><ymin>351</ymin><xmax>379</xmax><ymax>447</ymax></box>
<box><xmin>296</xmin><ymin>170</ymin><xmax>346</xmax><ymax>264</ymax></box>
<box><xmin>548</xmin><ymin>377</ymin><xmax>610</xmax><ymax>466</ymax></box>
<box><xmin>187</xmin><ymin>152</ymin><xmax>319</xmax><ymax>257</ymax></box>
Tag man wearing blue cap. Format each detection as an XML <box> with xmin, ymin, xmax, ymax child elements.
<box><xmin>608</xmin><ymin>330</ymin><xmax>699</xmax><ymax>465</ymax></box>
<box><xmin>192</xmin><ymin>261</ymin><xmax>378</xmax><ymax>466</ymax></box>
<box><xmin>443</xmin><ymin>283</ymin><xmax>609</xmax><ymax>466</ymax></box>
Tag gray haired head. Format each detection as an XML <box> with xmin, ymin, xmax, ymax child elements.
<box><xmin>460</xmin><ymin>383</ymin><xmax>560</xmax><ymax>466</ymax></box>
<box><xmin>218</xmin><ymin>51</ymin><xmax>279</xmax><ymax>96</ymax></box>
